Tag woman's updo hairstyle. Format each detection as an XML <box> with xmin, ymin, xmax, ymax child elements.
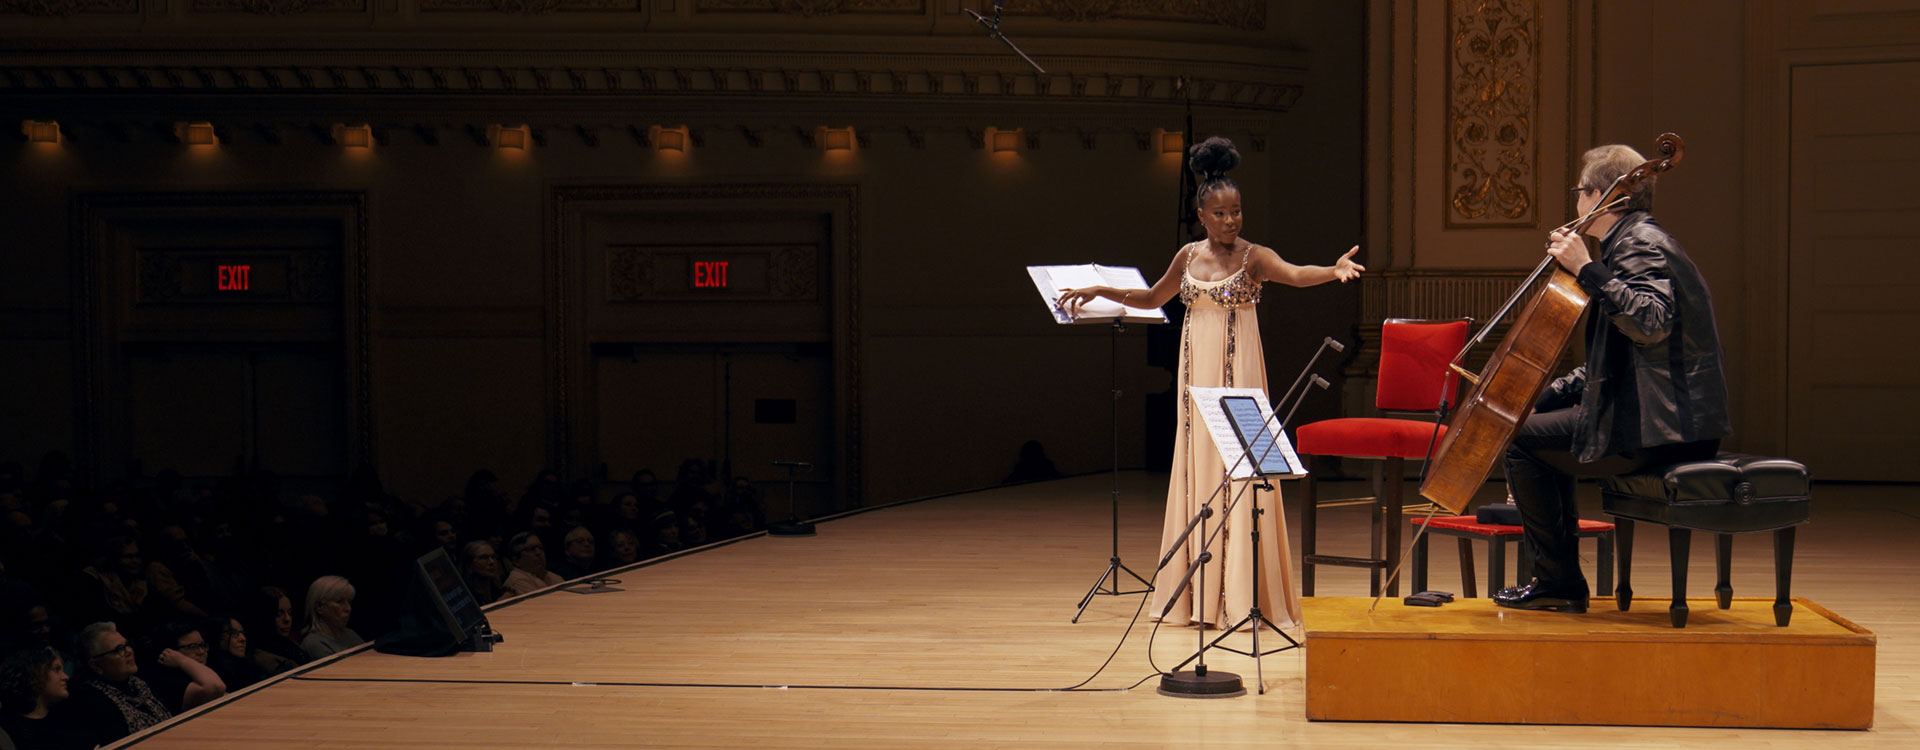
<box><xmin>1188</xmin><ymin>136</ymin><xmax>1241</xmax><ymax>205</ymax></box>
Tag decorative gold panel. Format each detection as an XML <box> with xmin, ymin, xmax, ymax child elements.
<box><xmin>1445</xmin><ymin>0</ymin><xmax>1538</xmax><ymax>227</ymax></box>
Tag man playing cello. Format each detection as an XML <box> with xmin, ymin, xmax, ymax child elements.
<box><xmin>1493</xmin><ymin>144</ymin><xmax>1733</xmax><ymax>613</ymax></box>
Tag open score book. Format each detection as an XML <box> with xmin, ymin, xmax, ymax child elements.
<box><xmin>1026</xmin><ymin>264</ymin><xmax>1170</xmax><ymax>325</ymax></box>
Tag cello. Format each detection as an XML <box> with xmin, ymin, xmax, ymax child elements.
<box><xmin>1418</xmin><ymin>133</ymin><xmax>1685</xmax><ymax>514</ymax></box>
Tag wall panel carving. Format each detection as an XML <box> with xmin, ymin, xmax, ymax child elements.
<box><xmin>1445</xmin><ymin>0</ymin><xmax>1538</xmax><ymax>227</ymax></box>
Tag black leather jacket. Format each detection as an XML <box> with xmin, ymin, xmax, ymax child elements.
<box><xmin>1537</xmin><ymin>210</ymin><xmax>1732</xmax><ymax>462</ymax></box>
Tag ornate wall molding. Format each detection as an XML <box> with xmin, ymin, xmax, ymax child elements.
<box><xmin>0</xmin><ymin>0</ymin><xmax>135</xmax><ymax>16</ymax></box>
<box><xmin>419</xmin><ymin>0</ymin><xmax>638</xmax><ymax>13</ymax></box>
<box><xmin>0</xmin><ymin>62</ymin><xmax>1302</xmax><ymax>112</ymax></box>
<box><xmin>695</xmin><ymin>0</ymin><xmax>921</xmax><ymax>15</ymax></box>
<box><xmin>1005</xmin><ymin>0</ymin><xmax>1264</xmax><ymax>30</ymax></box>
<box><xmin>1445</xmin><ymin>0</ymin><xmax>1538</xmax><ymax>227</ymax></box>
<box><xmin>188</xmin><ymin>0</ymin><xmax>367</xmax><ymax>14</ymax></box>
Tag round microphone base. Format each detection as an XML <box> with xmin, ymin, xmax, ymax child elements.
<box><xmin>768</xmin><ymin>519</ymin><xmax>816</xmax><ymax>537</ymax></box>
<box><xmin>1157</xmin><ymin>669</ymin><xmax>1245</xmax><ymax>699</ymax></box>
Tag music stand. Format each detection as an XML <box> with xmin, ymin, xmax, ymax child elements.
<box><xmin>1156</xmin><ymin>387</ymin><xmax>1313</xmax><ymax>697</ymax></box>
<box><xmin>1024</xmin><ymin>264</ymin><xmax>1167</xmax><ymax>621</ymax></box>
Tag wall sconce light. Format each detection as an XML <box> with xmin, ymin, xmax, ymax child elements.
<box><xmin>333</xmin><ymin>123</ymin><xmax>374</xmax><ymax>148</ymax></box>
<box><xmin>1158</xmin><ymin>129</ymin><xmax>1186</xmax><ymax>154</ymax></box>
<box><xmin>989</xmin><ymin>127</ymin><xmax>1022</xmax><ymax>153</ymax></box>
<box><xmin>650</xmin><ymin>125</ymin><xmax>689</xmax><ymax>152</ymax></box>
<box><xmin>176</xmin><ymin>121</ymin><xmax>218</xmax><ymax>146</ymax></box>
<box><xmin>817</xmin><ymin>126</ymin><xmax>854</xmax><ymax>151</ymax></box>
<box><xmin>487</xmin><ymin>124</ymin><xmax>530</xmax><ymax>150</ymax></box>
<box><xmin>22</xmin><ymin>120</ymin><xmax>60</xmax><ymax>144</ymax></box>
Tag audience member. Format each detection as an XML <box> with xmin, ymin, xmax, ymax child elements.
<box><xmin>242</xmin><ymin>587</ymin><xmax>305</xmax><ymax>675</ymax></box>
<box><xmin>205</xmin><ymin>616</ymin><xmax>271</xmax><ymax>692</ymax></box>
<box><xmin>460</xmin><ymin>541</ymin><xmax>505</xmax><ymax>606</ymax></box>
<box><xmin>502</xmin><ymin>532</ymin><xmax>562</xmax><ymax>597</ymax></box>
<box><xmin>0</xmin><ymin>646</ymin><xmax>92</xmax><ymax>750</ymax></box>
<box><xmin>298</xmin><ymin>576</ymin><xmax>364</xmax><ymax>660</ymax></box>
<box><xmin>607</xmin><ymin>529</ymin><xmax>642</xmax><ymax>568</ymax></box>
<box><xmin>64</xmin><ymin>622</ymin><xmax>172</xmax><ymax>747</ymax></box>
<box><xmin>136</xmin><ymin>620</ymin><xmax>227</xmax><ymax>715</ymax></box>
<box><xmin>551</xmin><ymin>527</ymin><xmax>598</xmax><ymax>581</ymax></box>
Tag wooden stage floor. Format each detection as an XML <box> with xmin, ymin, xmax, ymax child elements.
<box><xmin>115</xmin><ymin>473</ymin><xmax>1920</xmax><ymax>748</ymax></box>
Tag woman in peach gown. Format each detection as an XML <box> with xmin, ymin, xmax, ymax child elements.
<box><xmin>1058</xmin><ymin>137</ymin><xmax>1363</xmax><ymax>629</ymax></box>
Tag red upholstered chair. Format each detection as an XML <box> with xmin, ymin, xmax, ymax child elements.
<box><xmin>1296</xmin><ymin>318</ymin><xmax>1469</xmax><ymax>597</ymax></box>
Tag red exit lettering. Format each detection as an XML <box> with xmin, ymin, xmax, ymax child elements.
<box><xmin>693</xmin><ymin>261</ymin><xmax>729</xmax><ymax>289</ymax></box>
<box><xmin>217</xmin><ymin>265</ymin><xmax>251</xmax><ymax>291</ymax></box>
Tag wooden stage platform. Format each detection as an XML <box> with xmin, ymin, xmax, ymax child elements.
<box><xmin>111</xmin><ymin>473</ymin><xmax>1919</xmax><ymax>748</ymax></box>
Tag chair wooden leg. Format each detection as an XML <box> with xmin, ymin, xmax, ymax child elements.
<box><xmin>1596</xmin><ymin>530</ymin><xmax>1614</xmax><ymax>597</ymax></box>
<box><xmin>1301</xmin><ymin>455</ymin><xmax>1318</xmax><ymax>597</ymax></box>
<box><xmin>1488</xmin><ymin>537</ymin><xmax>1507</xmax><ymax>593</ymax></box>
<box><xmin>1615</xmin><ymin>518</ymin><xmax>1635</xmax><ymax>611</ymax></box>
<box><xmin>1411</xmin><ymin>529</ymin><xmax>1429</xmax><ymax>593</ymax></box>
<box><xmin>1384</xmin><ymin>457</ymin><xmax>1403</xmax><ymax>597</ymax></box>
<box><xmin>1454</xmin><ymin>538</ymin><xmax>1476</xmax><ymax>598</ymax></box>
<box><xmin>1715</xmin><ymin>533</ymin><xmax>1734</xmax><ymax>609</ymax></box>
<box><xmin>1368</xmin><ymin>462</ymin><xmax>1383</xmax><ymax>596</ymax></box>
<box><xmin>1668</xmin><ymin>526</ymin><xmax>1691</xmax><ymax>628</ymax></box>
<box><xmin>1774</xmin><ymin>526</ymin><xmax>1796</xmax><ymax>627</ymax></box>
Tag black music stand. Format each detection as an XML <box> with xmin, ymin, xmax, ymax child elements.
<box><xmin>1071</xmin><ymin>319</ymin><xmax>1156</xmax><ymax>622</ymax></box>
<box><xmin>768</xmin><ymin>460</ymin><xmax>816</xmax><ymax>536</ymax></box>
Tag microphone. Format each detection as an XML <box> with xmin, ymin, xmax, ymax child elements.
<box><xmin>1274</xmin><ymin>337</ymin><xmax>1344</xmax><ymax>417</ymax></box>
<box><xmin>963</xmin><ymin>1</ymin><xmax>1046</xmax><ymax>74</ymax></box>
<box><xmin>1279</xmin><ymin>375</ymin><xmax>1330</xmax><ymax>433</ymax></box>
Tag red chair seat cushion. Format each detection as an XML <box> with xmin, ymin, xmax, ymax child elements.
<box><xmin>1412</xmin><ymin>515</ymin><xmax>1617</xmax><ymax>535</ymax></box>
<box><xmin>1296</xmin><ymin>417</ymin><xmax>1448</xmax><ymax>459</ymax></box>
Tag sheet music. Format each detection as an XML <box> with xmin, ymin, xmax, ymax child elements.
<box><xmin>1188</xmin><ymin>386</ymin><xmax>1308</xmax><ymax>479</ymax></box>
<box><xmin>1026</xmin><ymin>264</ymin><xmax>1168</xmax><ymax>325</ymax></box>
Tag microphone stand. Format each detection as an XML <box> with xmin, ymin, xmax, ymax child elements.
<box><xmin>1153</xmin><ymin>339</ymin><xmax>1342</xmax><ymax>697</ymax></box>
<box><xmin>768</xmin><ymin>460</ymin><xmax>816</xmax><ymax>536</ymax></box>
<box><xmin>964</xmin><ymin>1</ymin><xmax>1046</xmax><ymax>74</ymax></box>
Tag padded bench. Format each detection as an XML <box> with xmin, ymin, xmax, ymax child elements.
<box><xmin>1599</xmin><ymin>453</ymin><xmax>1812</xmax><ymax>628</ymax></box>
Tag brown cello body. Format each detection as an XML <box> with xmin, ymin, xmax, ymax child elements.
<box><xmin>1418</xmin><ymin>265</ymin><xmax>1588</xmax><ymax>513</ymax></box>
<box><xmin>1418</xmin><ymin>133</ymin><xmax>1685</xmax><ymax>515</ymax></box>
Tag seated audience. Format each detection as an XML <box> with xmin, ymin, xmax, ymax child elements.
<box><xmin>206</xmin><ymin>616</ymin><xmax>271</xmax><ymax>692</ymax></box>
<box><xmin>502</xmin><ymin>532</ymin><xmax>563</xmax><ymax>597</ymax></box>
<box><xmin>137</xmin><ymin>620</ymin><xmax>227</xmax><ymax>715</ymax></box>
<box><xmin>606</xmin><ymin>528</ymin><xmax>642</xmax><ymax>568</ymax></box>
<box><xmin>64</xmin><ymin>622</ymin><xmax>172</xmax><ymax>747</ymax></box>
<box><xmin>0</xmin><ymin>646</ymin><xmax>92</xmax><ymax>750</ymax></box>
<box><xmin>298</xmin><ymin>576</ymin><xmax>364</xmax><ymax>660</ymax></box>
<box><xmin>550</xmin><ymin>526</ymin><xmax>598</xmax><ymax>581</ymax></box>
<box><xmin>243</xmin><ymin>586</ymin><xmax>306</xmax><ymax>674</ymax></box>
<box><xmin>460</xmin><ymin>541</ymin><xmax>506</xmax><ymax>606</ymax></box>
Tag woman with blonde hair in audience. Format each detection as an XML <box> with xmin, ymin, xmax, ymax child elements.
<box><xmin>299</xmin><ymin>575</ymin><xmax>364</xmax><ymax>660</ymax></box>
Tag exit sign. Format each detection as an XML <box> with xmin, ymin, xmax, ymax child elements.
<box><xmin>217</xmin><ymin>264</ymin><xmax>251</xmax><ymax>291</ymax></box>
<box><xmin>692</xmin><ymin>260</ymin><xmax>729</xmax><ymax>289</ymax></box>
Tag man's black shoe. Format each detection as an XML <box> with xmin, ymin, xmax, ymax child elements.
<box><xmin>1492</xmin><ymin>578</ymin><xmax>1589</xmax><ymax>613</ymax></box>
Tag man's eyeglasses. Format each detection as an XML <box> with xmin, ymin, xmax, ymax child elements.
<box><xmin>1571</xmin><ymin>186</ymin><xmax>1598</xmax><ymax>195</ymax></box>
<box><xmin>91</xmin><ymin>643</ymin><xmax>132</xmax><ymax>659</ymax></box>
<box><xmin>177</xmin><ymin>642</ymin><xmax>209</xmax><ymax>653</ymax></box>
